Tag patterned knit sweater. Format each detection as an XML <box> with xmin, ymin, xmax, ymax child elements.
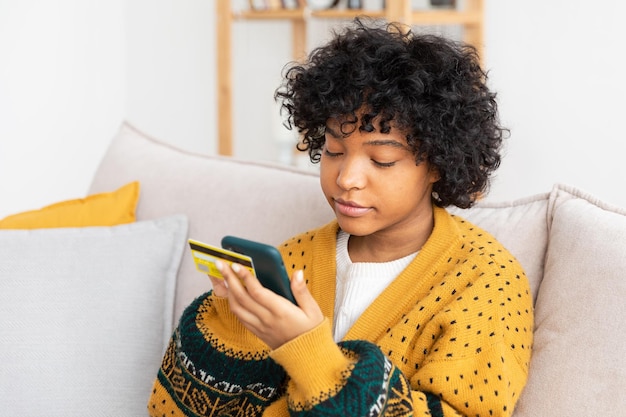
<box><xmin>148</xmin><ymin>206</ymin><xmax>533</xmax><ymax>416</ymax></box>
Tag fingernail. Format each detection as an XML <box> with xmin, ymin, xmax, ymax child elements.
<box><xmin>231</xmin><ymin>263</ymin><xmax>241</xmax><ymax>273</ymax></box>
<box><xmin>295</xmin><ymin>270</ymin><xmax>303</xmax><ymax>282</ymax></box>
<box><xmin>215</xmin><ymin>260</ymin><xmax>224</xmax><ymax>271</ymax></box>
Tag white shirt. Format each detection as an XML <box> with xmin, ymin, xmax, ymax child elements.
<box><xmin>333</xmin><ymin>231</ymin><xmax>418</xmax><ymax>342</ymax></box>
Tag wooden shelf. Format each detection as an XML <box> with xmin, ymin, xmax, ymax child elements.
<box><xmin>232</xmin><ymin>7</ymin><xmax>477</xmax><ymax>24</ymax></box>
<box><xmin>216</xmin><ymin>0</ymin><xmax>484</xmax><ymax>156</ymax></box>
<box><xmin>408</xmin><ymin>10</ymin><xmax>482</xmax><ymax>25</ymax></box>
<box><xmin>311</xmin><ymin>9</ymin><xmax>386</xmax><ymax>19</ymax></box>
<box><xmin>234</xmin><ymin>9</ymin><xmax>306</xmax><ymax>20</ymax></box>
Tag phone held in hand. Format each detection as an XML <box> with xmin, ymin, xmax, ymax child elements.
<box><xmin>188</xmin><ymin>236</ymin><xmax>297</xmax><ymax>305</ymax></box>
<box><xmin>221</xmin><ymin>236</ymin><xmax>297</xmax><ymax>305</ymax></box>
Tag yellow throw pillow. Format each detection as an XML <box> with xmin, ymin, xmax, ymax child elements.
<box><xmin>0</xmin><ymin>182</ymin><xmax>140</xmax><ymax>229</ymax></box>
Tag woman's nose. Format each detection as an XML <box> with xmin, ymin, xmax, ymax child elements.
<box><xmin>336</xmin><ymin>157</ymin><xmax>366</xmax><ymax>191</ymax></box>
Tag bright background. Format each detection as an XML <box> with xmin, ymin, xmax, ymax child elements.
<box><xmin>2</xmin><ymin>0</ymin><xmax>625</xmax><ymax>218</ymax></box>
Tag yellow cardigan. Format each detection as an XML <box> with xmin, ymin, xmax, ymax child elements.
<box><xmin>149</xmin><ymin>206</ymin><xmax>533</xmax><ymax>417</ymax></box>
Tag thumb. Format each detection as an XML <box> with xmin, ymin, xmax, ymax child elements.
<box><xmin>291</xmin><ymin>270</ymin><xmax>323</xmax><ymax>321</ymax></box>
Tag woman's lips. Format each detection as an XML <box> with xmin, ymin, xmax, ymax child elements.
<box><xmin>334</xmin><ymin>198</ymin><xmax>372</xmax><ymax>217</ymax></box>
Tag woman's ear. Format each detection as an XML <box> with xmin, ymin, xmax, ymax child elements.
<box><xmin>428</xmin><ymin>165</ymin><xmax>441</xmax><ymax>184</ymax></box>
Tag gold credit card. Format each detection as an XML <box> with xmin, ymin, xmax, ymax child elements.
<box><xmin>188</xmin><ymin>239</ymin><xmax>256</xmax><ymax>279</ymax></box>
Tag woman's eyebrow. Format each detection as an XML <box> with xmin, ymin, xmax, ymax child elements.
<box><xmin>325</xmin><ymin>125</ymin><xmax>409</xmax><ymax>150</ymax></box>
<box><xmin>364</xmin><ymin>139</ymin><xmax>409</xmax><ymax>150</ymax></box>
<box><xmin>324</xmin><ymin>125</ymin><xmax>342</xmax><ymax>138</ymax></box>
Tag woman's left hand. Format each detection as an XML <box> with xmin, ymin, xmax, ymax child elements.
<box><xmin>216</xmin><ymin>261</ymin><xmax>324</xmax><ymax>350</ymax></box>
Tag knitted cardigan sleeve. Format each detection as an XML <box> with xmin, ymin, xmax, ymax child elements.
<box><xmin>147</xmin><ymin>292</ymin><xmax>289</xmax><ymax>416</ymax></box>
<box><xmin>268</xmin><ymin>319</ymin><xmax>414</xmax><ymax>416</ymax></box>
<box><xmin>147</xmin><ymin>293</ymin><xmax>413</xmax><ymax>417</ymax></box>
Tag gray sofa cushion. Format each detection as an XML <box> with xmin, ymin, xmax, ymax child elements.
<box><xmin>0</xmin><ymin>215</ymin><xmax>187</xmax><ymax>415</ymax></box>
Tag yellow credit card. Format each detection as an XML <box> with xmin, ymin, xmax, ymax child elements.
<box><xmin>188</xmin><ymin>239</ymin><xmax>256</xmax><ymax>279</ymax></box>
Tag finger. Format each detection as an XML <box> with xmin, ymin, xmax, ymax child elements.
<box><xmin>208</xmin><ymin>276</ymin><xmax>229</xmax><ymax>297</ymax></box>
<box><xmin>208</xmin><ymin>262</ymin><xmax>229</xmax><ymax>297</ymax></box>
<box><xmin>290</xmin><ymin>270</ymin><xmax>324</xmax><ymax>322</ymax></box>
<box><xmin>216</xmin><ymin>261</ymin><xmax>244</xmax><ymax>294</ymax></box>
<box><xmin>231</xmin><ymin>263</ymin><xmax>269</xmax><ymax>300</ymax></box>
<box><xmin>222</xmin><ymin>263</ymin><xmax>271</xmax><ymax>318</ymax></box>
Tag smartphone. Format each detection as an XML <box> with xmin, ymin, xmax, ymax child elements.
<box><xmin>221</xmin><ymin>235</ymin><xmax>297</xmax><ymax>305</ymax></box>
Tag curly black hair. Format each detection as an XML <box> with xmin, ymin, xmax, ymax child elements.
<box><xmin>274</xmin><ymin>18</ymin><xmax>507</xmax><ymax>209</ymax></box>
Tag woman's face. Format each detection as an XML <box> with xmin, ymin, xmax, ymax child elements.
<box><xmin>320</xmin><ymin>117</ymin><xmax>439</xmax><ymax>243</ymax></box>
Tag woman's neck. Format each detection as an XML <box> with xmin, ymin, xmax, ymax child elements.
<box><xmin>347</xmin><ymin>214</ymin><xmax>434</xmax><ymax>263</ymax></box>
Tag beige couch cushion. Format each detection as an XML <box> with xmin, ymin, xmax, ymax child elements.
<box><xmin>513</xmin><ymin>184</ymin><xmax>626</xmax><ymax>416</ymax></box>
<box><xmin>90</xmin><ymin>122</ymin><xmax>334</xmax><ymax>323</ymax></box>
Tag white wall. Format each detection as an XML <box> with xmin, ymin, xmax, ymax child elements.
<box><xmin>0</xmin><ymin>1</ymin><xmax>126</xmax><ymax>217</ymax></box>
<box><xmin>125</xmin><ymin>0</ymin><xmax>216</xmax><ymax>155</ymax></box>
<box><xmin>2</xmin><ymin>0</ymin><xmax>626</xmax><ymax>219</ymax></box>
<box><xmin>484</xmin><ymin>1</ymin><xmax>626</xmax><ymax>207</ymax></box>
<box><xmin>0</xmin><ymin>0</ymin><xmax>217</xmax><ymax>218</ymax></box>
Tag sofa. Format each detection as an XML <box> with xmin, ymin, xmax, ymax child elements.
<box><xmin>1</xmin><ymin>122</ymin><xmax>624</xmax><ymax>416</ymax></box>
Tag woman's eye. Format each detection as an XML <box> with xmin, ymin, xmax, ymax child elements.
<box><xmin>373</xmin><ymin>160</ymin><xmax>396</xmax><ymax>168</ymax></box>
<box><xmin>324</xmin><ymin>149</ymin><xmax>342</xmax><ymax>158</ymax></box>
